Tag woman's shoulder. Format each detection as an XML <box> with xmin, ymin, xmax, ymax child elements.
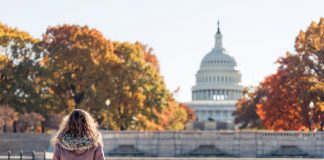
<box><xmin>94</xmin><ymin>144</ymin><xmax>104</xmax><ymax>151</ymax></box>
<box><xmin>54</xmin><ymin>141</ymin><xmax>63</xmax><ymax>150</ymax></box>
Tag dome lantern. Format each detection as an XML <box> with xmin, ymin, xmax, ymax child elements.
<box><xmin>214</xmin><ymin>21</ymin><xmax>223</xmax><ymax>51</ymax></box>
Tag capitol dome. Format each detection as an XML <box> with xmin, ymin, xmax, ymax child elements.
<box><xmin>186</xmin><ymin>21</ymin><xmax>243</xmax><ymax>128</ymax></box>
<box><xmin>191</xmin><ymin>22</ymin><xmax>243</xmax><ymax>101</ymax></box>
<box><xmin>200</xmin><ymin>49</ymin><xmax>237</xmax><ymax>69</ymax></box>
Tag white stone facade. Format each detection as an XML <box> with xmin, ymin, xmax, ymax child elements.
<box><xmin>186</xmin><ymin>22</ymin><xmax>243</xmax><ymax>127</ymax></box>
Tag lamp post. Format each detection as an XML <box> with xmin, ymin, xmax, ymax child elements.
<box><xmin>105</xmin><ymin>99</ymin><xmax>111</xmax><ymax>130</ymax></box>
<box><xmin>309</xmin><ymin>101</ymin><xmax>314</xmax><ymax>131</ymax></box>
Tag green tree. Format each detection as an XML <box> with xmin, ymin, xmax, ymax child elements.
<box><xmin>0</xmin><ymin>23</ymin><xmax>45</xmax><ymax>113</ymax></box>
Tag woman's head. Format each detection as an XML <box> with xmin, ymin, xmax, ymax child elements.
<box><xmin>53</xmin><ymin>109</ymin><xmax>103</xmax><ymax>149</ymax></box>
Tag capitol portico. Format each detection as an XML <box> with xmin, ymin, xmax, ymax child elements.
<box><xmin>186</xmin><ymin>22</ymin><xmax>243</xmax><ymax>129</ymax></box>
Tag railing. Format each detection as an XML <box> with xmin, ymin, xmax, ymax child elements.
<box><xmin>101</xmin><ymin>130</ymin><xmax>324</xmax><ymax>140</ymax></box>
<box><xmin>0</xmin><ymin>150</ymin><xmax>46</xmax><ymax>160</ymax></box>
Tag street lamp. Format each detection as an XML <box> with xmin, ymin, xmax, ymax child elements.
<box><xmin>105</xmin><ymin>98</ymin><xmax>111</xmax><ymax>130</ymax></box>
<box><xmin>309</xmin><ymin>101</ymin><xmax>314</xmax><ymax>131</ymax></box>
<box><xmin>105</xmin><ymin>99</ymin><xmax>111</xmax><ymax>106</ymax></box>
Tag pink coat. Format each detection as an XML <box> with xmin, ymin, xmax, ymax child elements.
<box><xmin>53</xmin><ymin>143</ymin><xmax>105</xmax><ymax>160</ymax></box>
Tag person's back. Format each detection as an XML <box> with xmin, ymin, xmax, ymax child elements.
<box><xmin>52</xmin><ymin>109</ymin><xmax>105</xmax><ymax>160</ymax></box>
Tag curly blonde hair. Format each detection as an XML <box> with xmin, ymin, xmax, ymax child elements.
<box><xmin>52</xmin><ymin>109</ymin><xmax>103</xmax><ymax>147</ymax></box>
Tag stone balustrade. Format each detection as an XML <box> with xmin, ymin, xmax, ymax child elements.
<box><xmin>1</xmin><ymin>131</ymin><xmax>323</xmax><ymax>158</ymax></box>
<box><xmin>101</xmin><ymin>131</ymin><xmax>324</xmax><ymax>157</ymax></box>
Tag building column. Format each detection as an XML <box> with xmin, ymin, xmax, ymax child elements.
<box><xmin>234</xmin><ymin>91</ymin><xmax>237</xmax><ymax>99</ymax></box>
<box><xmin>196</xmin><ymin>110</ymin><xmax>200</xmax><ymax>121</ymax></box>
<box><xmin>235</xmin><ymin>90</ymin><xmax>238</xmax><ymax>99</ymax></box>
<box><xmin>222</xmin><ymin>90</ymin><xmax>225</xmax><ymax>100</ymax></box>
<box><xmin>220</xmin><ymin>110</ymin><xmax>224</xmax><ymax>121</ymax></box>
<box><xmin>192</xmin><ymin>91</ymin><xmax>194</xmax><ymax>100</ymax></box>
<box><xmin>229</xmin><ymin>90</ymin><xmax>232</xmax><ymax>100</ymax></box>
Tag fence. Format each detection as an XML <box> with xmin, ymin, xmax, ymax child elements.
<box><xmin>0</xmin><ymin>151</ymin><xmax>47</xmax><ymax>160</ymax></box>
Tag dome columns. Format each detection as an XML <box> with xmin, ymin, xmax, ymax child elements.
<box><xmin>192</xmin><ymin>89</ymin><xmax>242</xmax><ymax>101</ymax></box>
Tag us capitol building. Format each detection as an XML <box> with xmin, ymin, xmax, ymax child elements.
<box><xmin>186</xmin><ymin>22</ymin><xmax>243</xmax><ymax>130</ymax></box>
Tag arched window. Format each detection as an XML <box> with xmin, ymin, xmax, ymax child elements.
<box><xmin>217</xmin><ymin>76</ymin><xmax>220</xmax><ymax>82</ymax></box>
<box><xmin>213</xmin><ymin>76</ymin><xmax>216</xmax><ymax>81</ymax></box>
<box><xmin>221</xmin><ymin>76</ymin><xmax>224</xmax><ymax>82</ymax></box>
<box><xmin>225</xmin><ymin>76</ymin><xmax>228</xmax><ymax>82</ymax></box>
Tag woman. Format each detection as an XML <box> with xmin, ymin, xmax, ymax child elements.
<box><xmin>52</xmin><ymin>109</ymin><xmax>105</xmax><ymax>160</ymax></box>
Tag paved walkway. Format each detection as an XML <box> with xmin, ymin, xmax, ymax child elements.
<box><xmin>105</xmin><ymin>158</ymin><xmax>323</xmax><ymax>160</ymax></box>
<box><xmin>0</xmin><ymin>156</ymin><xmax>322</xmax><ymax>160</ymax></box>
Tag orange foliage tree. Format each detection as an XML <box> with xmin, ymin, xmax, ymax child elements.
<box><xmin>234</xmin><ymin>87</ymin><xmax>265</xmax><ymax>129</ymax></box>
<box><xmin>235</xmin><ymin>18</ymin><xmax>323</xmax><ymax>131</ymax></box>
<box><xmin>36</xmin><ymin>24</ymin><xmax>194</xmax><ymax>130</ymax></box>
<box><xmin>254</xmin><ymin>18</ymin><xmax>324</xmax><ymax>130</ymax></box>
<box><xmin>133</xmin><ymin>96</ymin><xmax>195</xmax><ymax>131</ymax></box>
<box><xmin>0</xmin><ymin>105</ymin><xmax>18</xmax><ymax>132</ymax></box>
<box><xmin>0</xmin><ymin>23</ymin><xmax>195</xmax><ymax>131</ymax></box>
<box><xmin>16</xmin><ymin>112</ymin><xmax>45</xmax><ymax>133</ymax></box>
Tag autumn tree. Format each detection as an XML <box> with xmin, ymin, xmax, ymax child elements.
<box><xmin>132</xmin><ymin>96</ymin><xmax>195</xmax><ymax>131</ymax></box>
<box><xmin>241</xmin><ymin>18</ymin><xmax>324</xmax><ymax>130</ymax></box>
<box><xmin>0</xmin><ymin>105</ymin><xmax>18</xmax><ymax>132</ymax></box>
<box><xmin>16</xmin><ymin>112</ymin><xmax>45</xmax><ymax>133</ymax></box>
<box><xmin>37</xmin><ymin>24</ymin><xmax>120</xmax><ymax>119</ymax></box>
<box><xmin>234</xmin><ymin>87</ymin><xmax>264</xmax><ymax>129</ymax></box>
<box><xmin>0</xmin><ymin>22</ymin><xmax>194</xmax><ymax>131</ymax></box>
<box><xmin>235</xmin><ymin>18</ymin><xmax>323</xmax><ymax>130</ymax></box>
<box><xmin>38</xmin><ymin>24</ymin><xmax>193</xmax><ymax>130</ymax></box>
<box><xmin>0</xmin><ymin>23</ymin><xmax>45</xmax><ymax>114</ymax></box>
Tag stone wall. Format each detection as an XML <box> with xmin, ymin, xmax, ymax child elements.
<box><xmin>102</xmin><ymin>131</ymin><xmax>324</xmax><ymax>158</ymax></box>
<box><xmin>1</xmin><ymin>131</ymin><xmax>323</xmax><ymax>158</ymax></box>
<box><xmin>0</xmin><ymin>133</ymin><xmax>51</xmax><ymax>155</ymax></box>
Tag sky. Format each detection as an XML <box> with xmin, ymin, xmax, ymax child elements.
<box><xmin>0</xmin><ymin>0</ymin><xmax>323</xmax><ymax>102</ymax></box>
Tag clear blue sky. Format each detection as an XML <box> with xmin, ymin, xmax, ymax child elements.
<box><xmin>1</xmin><ymin>0</ymin><xmax>323</xmax><ymax>102</ymax></box>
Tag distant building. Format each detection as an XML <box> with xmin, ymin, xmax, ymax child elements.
<box><xmin>186</xmin><ymin>21</ymin><xmax>243</xmax><ymax>130</ymax></box>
